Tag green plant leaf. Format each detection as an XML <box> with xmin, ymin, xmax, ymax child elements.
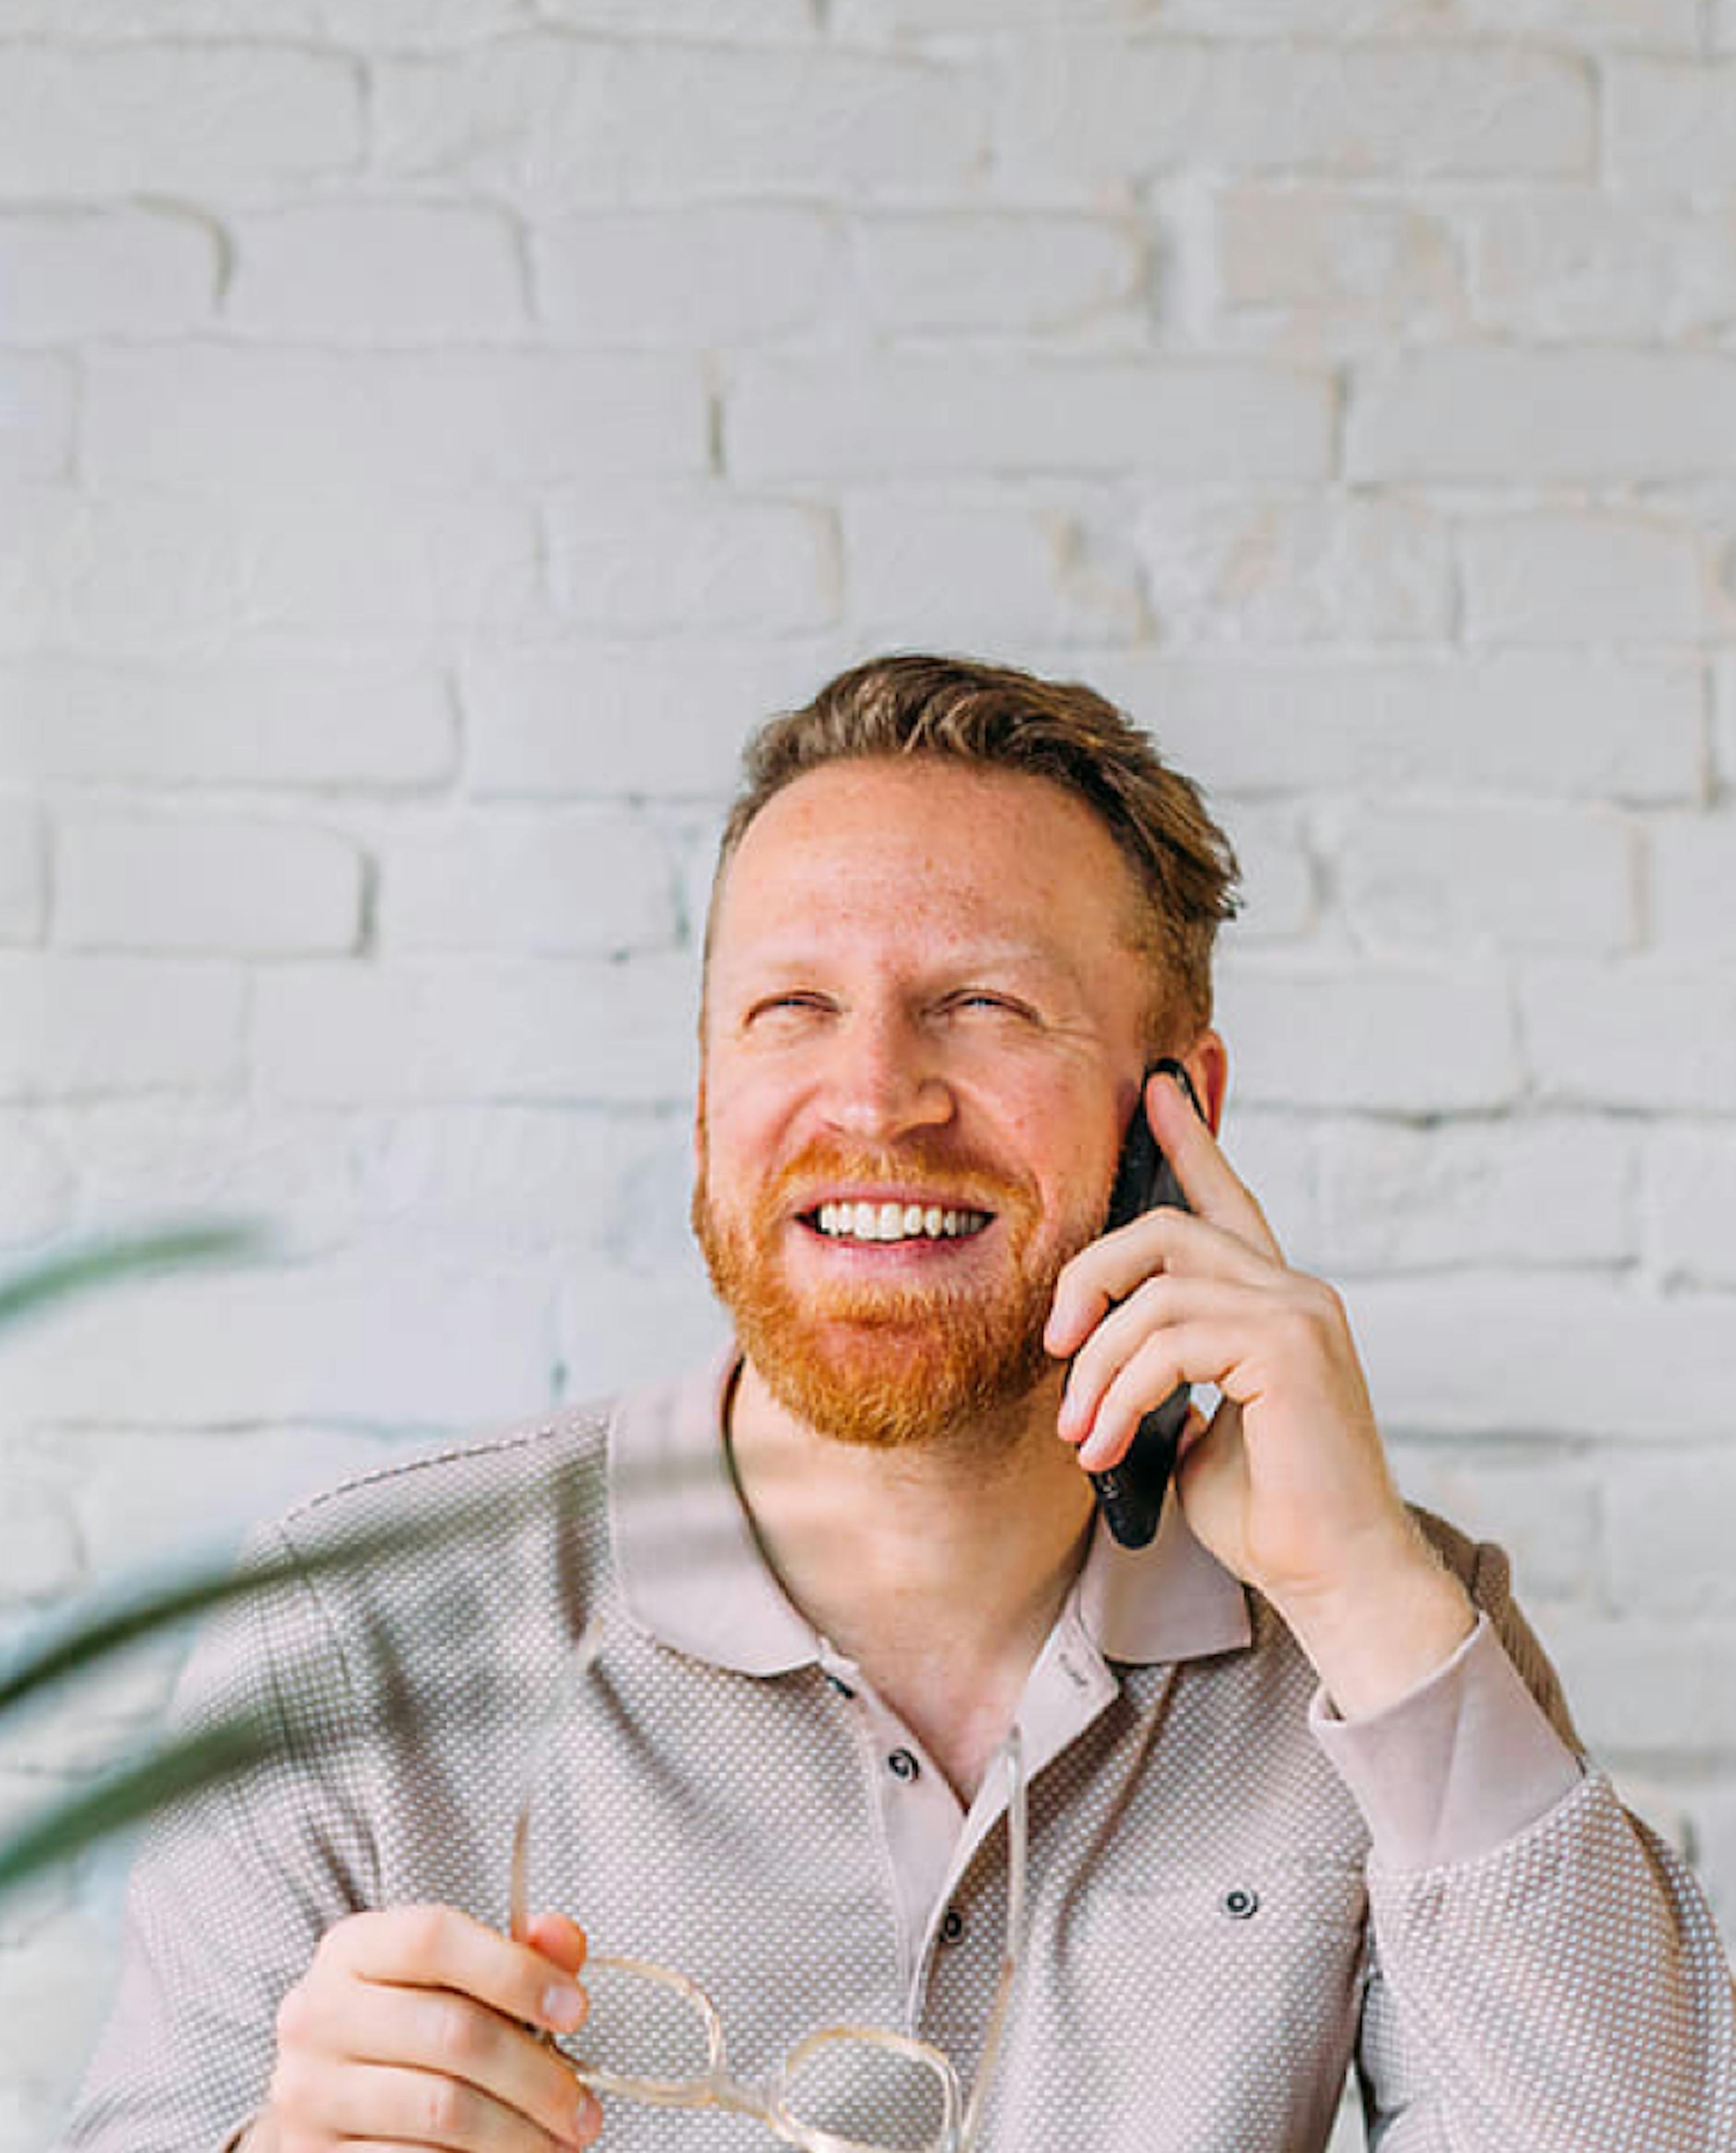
<box><xmin>0</xmin><ymin>1223</ymin><xmax>265</xmax><ymax>1340</ymax></box>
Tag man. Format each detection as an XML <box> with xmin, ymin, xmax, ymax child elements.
<box><xmin>67</xmin><ymin>655</ymin><xmax>1735</xmax><ymax>2151</ymax></box>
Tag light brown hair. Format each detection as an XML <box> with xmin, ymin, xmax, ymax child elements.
<box><xmin>709</xmin><ymin>652</ymin><xmax>1241</xmax><ymax>1044</ymax></box>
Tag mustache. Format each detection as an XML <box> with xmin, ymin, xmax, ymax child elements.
<box><xmin>762</xmin><ymin>1138</ymin><xmax>1035</xmax><ymax>1217</ymax></box>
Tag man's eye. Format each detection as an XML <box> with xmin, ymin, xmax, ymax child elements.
<box><xmin>946</xmin><ymin>991</ymin><xmax>1029</xmax><ymax>1019</ymax></box>
<box><xmin>746</xmin><ymin>993</ymin><xmax>832</xmax><ymax>1024</ymax></box>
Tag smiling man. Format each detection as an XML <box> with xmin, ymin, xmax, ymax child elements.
<box><xmin>67</xmin><ymin>656</ymin><xmax>1734</xmax><ymax>2153</ymax></box>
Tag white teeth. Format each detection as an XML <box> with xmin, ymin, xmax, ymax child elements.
<box><xmin>811</xmin><ymin>1203</ymin><xmax>988</xmax><ymax>1244</ymax></box>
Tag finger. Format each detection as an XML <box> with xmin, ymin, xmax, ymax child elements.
<box><xmin>1144</xmin><ymin>1067</ymin><xmax>1283</xmax><ymax>1261</ymax></box>
<box><xmin>285</xmin><ymin>1976</ymin><xmax>593</xmax><ymax>2145</ymax></box>
<box><xmin>1076</xmin><ymin>1321</ymin><xmax>1243</xmax><ymax>1471</ymax></box>
<box><xmin>1046</xmin><ymin>1208</ymin><xmax>1277</xmax><ymax>1359</ymax></box>
<box><xmin>324</xmin><ymin>1907</ymin><xmax>588</xmax><ymax>2038</ymax></box>
<box><xmin>275</xmin><ymin>2053</ymin><xmax>596</xmax><ymax>2152</ymax></box>
<box><xmin>524</xmin><ymin>1913</ymin><xmax>588</xmax><ymax>1981</ymax></box>
<box><xmin>1055</xmin><ymin>1274</ymin><xmax>1228</xmax><ymax>1443</ymax></box>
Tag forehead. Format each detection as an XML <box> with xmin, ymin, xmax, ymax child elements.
<box><xmin>708</xmin><ymin>756</ymin><xmax>1149</xmax><ymax>973</ymax></box>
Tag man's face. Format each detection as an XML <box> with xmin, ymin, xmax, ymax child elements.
<box><xmin>693</xmin><ymin>757</ymin><xmax>1165</xmax><ymax>1456</ymax></box>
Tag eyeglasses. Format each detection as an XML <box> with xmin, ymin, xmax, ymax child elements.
<box><xmin>509</xmin><ymin>1616</ymin><xmax>1027</xmax><ymax>2153</ymax></box>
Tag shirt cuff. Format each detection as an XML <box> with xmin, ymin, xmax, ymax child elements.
<box><xmin>1309</xmin><ymin>1611</ymin><xmax>1582</xmax><ymax>1872</ymax></box>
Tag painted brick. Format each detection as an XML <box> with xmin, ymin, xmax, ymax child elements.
<box><xmin>226</xmin><ymin>203</ymin><xmax>527</xmax><ymax>344</ymax></box>
<box><xmin>0</xmin><ymin>488</ymin><xmax>543</xmax><ymax>656</ymax></box>
<box><xmin>844</xmin><ymin>490</ymin><xmax>1146</xmax><ymax>646</ymax></box>
<box><xmin>0</xmin><ymin>956</ymin><xmax>245</xmax><ymax>1099</ymax></box>
<box><xmin>57</xmin><ymin>1424</ymin><xmax>404</xmax><ymax>1577</ymax></box>
<box><xmin>1543</xmin><ymin>1618</ymin><xmax>1736</xmax><ymax>1756</ymax></box>
<box><xmin>998</xmin><ymin>42</ymin><xmax>1593</xmax><ymax>185</ymax></box>
<box><xmin>0</xmin><ymin>1480</ymin><xmax>79</xmax><ymax>1605</ymax></box>
<box><xmin>1647</xmin><ymin>811</ymin><xmax>1736</xmax><ymax>958</ymax></box>
<box><xmin>727</xmin><ymin>357</ymin><xmax>1334</xmax><ymax>482</ymax></box>
<box><xmin>1325</xmin><ymin>799</ymin><xmax>1638</xmax><ymax>956</ymax></box>
<box><xmin>1604</xmin><ymin>1453</ymin><xmax>1736</xmax><ymax>1615</ymax></box>
<box><xmin>1348</xmin><ymin>350</ymin><xmax>1736</xmax><ymax>483</ymax></box>
<box><xmin>537</xmin><ymin>0</ymin><xmax>812</xmax><ymax>36</ymax></box>
<box><xmin>376</xmin><ymin>40</ymin><xmax>985</xmax><ymax>200</ymax></box>
<box><xmin>0</xmin><ymin>47</ymin><xmax>361</xmax><ymax>199</ymax></box>
<box><xmin>2</xmin><ymin>1257</ymin><xmax>557</xmax><ymax>1428</ymax></box>
<box><xmin>0</xmin><ymin>661</ymin><xmax>455</xmax><ymax>791</ymax></box>
<box><xmin>1213</xmin><ymin>186</ymin><xmax>1467</xmax><ymax>348</ymax></box>
<box><xmin>462</xmin><ymin>641</ymin><xmax>848</xmax><ymax>801</ymax></box>
<box><xmin>1075</xmin><ymin>652</ymin><xmax>1704</xmax><ymax>804</ymax></box>
<box><xmin>0</xmin><ymin>210</ymin><xmax>215</xmax><ymax>340</ymax></box>
<box><xmin>318</xmin><ymin>1105</ymin><xmax>683</xmax><ymax>1248</ymax></box>
<box><xmin>378</xmin><ymin>810</ymin><xmax>680</xmax><ymax>957</ymax></box>
<box><xmin>255</xmin><ymin>956</ymin><xmax>700</xmax><ymax>1106</ymax></box>
<box><xmin>546</xmin><ymin>493</ymin><xmax>840</xmax><ymax>635</ymax></box>
<box><xmin>0</xmin><ymin>1116</ymin><xmax>72</xmax><ymax>1246</ymax></box>
<box><xmin>1522</xmin><ymin>962</ymin><xmax>1736</xmax><ymax>1111</ymax></box>
<box><xmin>1152</xmin><ymin>0</ymin><xmax>1698</xmax><ymax>45</ymax></box>
<box><xmin>1216</xmin><ymin>803</ymin><xmax>1315</xmax><ymax>946</ymax></box>
<box><xmin>557</xmin><ymin>1264</ymin><xmax>728</xmax><ymax>1406</ymax></box>
<box><xmin>1609</xmin><ymin>60</ymin><xmax>1736</xmax><ymax>193</ymax></box>
<box><xmin>85</xmin><ymin>348</ymin><xmax>706</xmax><ymax>487</ymax></box>
<box><xmin>1213</xmin><ymin>958</ymin><xmax>1521</xmax><ymax>1113</ymax></box>
<box><xmin>1132</xmin><ymin>491</ymin><xmax>1453</xmax><ymax>645</ymax></box>
<box><xmin>851</xmin><ymin>213</ymin><xmax>1142</xmax><ymax>332</ymax></box>
<box><xmin>0</xmin><ymin>0</ymin><xmax>527</xmax><ymax>39</ymax></box>
<box><xmin>0</xmin><ymin>800</ymin><xmax>45</xmax><ymax>945</ymax></box>
<box><xmin>56</xmin><ymin>813</ymin><xmax>364</xmax><ymax>956</ymax></box>
<box><xmin>1316</xmin><ymin>1116</ymin><xmax>1634</xmax><ymax>1274</ymax></box>
<box><xmin>532</xmin><ymin>208</ymin><xmax>837</xmax><ymax>343</ymax></box>
<box><xmin>0</xmin><ymin>356</ymin><xmax>72</xmax><ymax>480</ymax></box>
<box><xmin>0</xmin><ymin>1908</ymin><xmax>111</xmax><ymax>2144</ymax></box>
<box><xmin>31</xmin><ymin>1099</ymin><xmax>353</xmax><ymax>1252</ymax></box>
<box><xmin>1348</xmin><ymin>1273</ymin><xmax>1736</xmax><ymax>1440</ymax></box>
<box><xmin>1459</xmin><ymin>512</ymin><xmax>1708</xmax><ymax>644</ymax></box>
<box><xmin>1465</xmin><ymin>194</ymin><xmax>1736</xmax><ymax>342</ymax></box>
<box><xmin>1645</xmin><ymin>1127</ymin><xmax>1736</xmax><ymax>1289</ymax></box>
<box><xmin>1385</xmin><ymin>1448</ymin><xmax>1602</xmax><ymax>1610</ymax></box>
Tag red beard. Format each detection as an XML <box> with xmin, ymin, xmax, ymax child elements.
<box><xmin>692</xmin><ymin>1132</ymin><xmax>1096</xmax><ymax>1454</ymax></box>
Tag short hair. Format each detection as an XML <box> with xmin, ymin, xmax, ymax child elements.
<box><xmin>709</xmin><ymin>652</ymin><xmax>1240</xmax><ymax>1044</ymax></box>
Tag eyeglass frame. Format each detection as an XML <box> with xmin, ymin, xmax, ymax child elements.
<box><xmin>508</xmin><ymin>1612</ymin><xmax>1028</xmax><ymax>2153</ymax></box>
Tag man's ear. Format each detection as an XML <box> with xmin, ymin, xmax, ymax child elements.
<box><xmin>1177</xmin><ymin>1030</ymin><xmax>1229</xmax><ymax>1136</ymax></box>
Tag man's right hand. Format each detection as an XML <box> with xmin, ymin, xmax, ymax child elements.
<box><xmin>245</xmin><ymin>1905</ymin><xmax>601</xmax><ymax>2151</ymax></box>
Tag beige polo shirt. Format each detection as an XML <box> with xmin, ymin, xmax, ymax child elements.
<box><xmin>64</xmin><ymin>1349</ymin><xmax>1736</xmax><ymax>2152</ymax></box>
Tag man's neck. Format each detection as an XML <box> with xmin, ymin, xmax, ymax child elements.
<box><xmin>723</xmin><ymin>1358</ymin><xmax>1097</xmax><ymax>1800</ymax></box>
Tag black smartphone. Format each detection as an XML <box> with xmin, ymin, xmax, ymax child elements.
<box><xmin>1085</xmin><ymin>1057</ymin><xmax>1204</xmax><ymax>1550</ymax></box>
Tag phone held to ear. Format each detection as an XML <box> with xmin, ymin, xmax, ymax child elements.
<box><xmin>1086</xmin><ymin>1057</ymin><xmax>1204</xmax><ymax>1550</ymax></box>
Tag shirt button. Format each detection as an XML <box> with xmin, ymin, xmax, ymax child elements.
<box><xmin>1223</xmin><ymin>1888</ymin><xmax>1259</xmax><ymax>1920</ymax></box>
<box><xmin>887</xmin><ymin>1748</ymin><xmax>920</xmax><ymax>1782</ymax></box>
<box><xmin>939</xmin><ymin>1908</ymin><xmax>965</xmax><ymax>1944</ymax></box>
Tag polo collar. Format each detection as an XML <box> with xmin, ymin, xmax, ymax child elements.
<box><xmin>607</xmin><ymin>1346</ymin><xmax>1250</xmax><ymax>1677</ymax></box>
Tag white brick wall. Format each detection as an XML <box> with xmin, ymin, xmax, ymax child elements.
<box><xmin>3</xmin><ymin>10</ymin><xmax>1733</xmax><ymax>2145</ymax></box>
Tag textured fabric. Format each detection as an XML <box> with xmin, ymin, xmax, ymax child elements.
<box><xmin>62</xmin><ymin>1349</ymin><xmax>1736</xmax><ymax>2152</ymax></box>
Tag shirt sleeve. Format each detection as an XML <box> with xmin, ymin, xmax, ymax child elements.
<box><xmin>53</xmin><ymin>1526</ymin><xmax>378</xmax><ymax>2153</ymax></box>
<box><xmin>1314</xmin><ymin>1531</ymin><xmax>1736</xmax><ymax>2151</ymax></box>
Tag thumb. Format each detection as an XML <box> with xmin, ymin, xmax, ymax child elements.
<box><xmin>525</xmin><ymin>1910</ymin><xmax>589</xmax><ymax>1976</ymax></box>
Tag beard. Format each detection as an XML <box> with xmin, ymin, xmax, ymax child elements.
<box><xmin>692</xmin><ymin>1130</ymin><xmax>1103</xmax><ymax>1457</ymax></box>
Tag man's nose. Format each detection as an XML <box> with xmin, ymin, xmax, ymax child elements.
<box><xmin>819</xmin><ymin>1008</ymin><xmax>953</xmax><ymax>1143</ymax></box>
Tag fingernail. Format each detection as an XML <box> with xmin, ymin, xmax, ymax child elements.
<box><xmin>543</xmin><ymin>1983</ymin><xmax>586</xmax><ymax>2030</ymax></box>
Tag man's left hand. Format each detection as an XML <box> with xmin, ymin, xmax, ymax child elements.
<box><xmin>1045</xmin><ymin>1066</ymin><xmax>1474</xmax><ymax>1716</ymax></box>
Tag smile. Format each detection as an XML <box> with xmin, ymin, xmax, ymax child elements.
<box><xmin>807</xmin><ymin>1202</ymin><xmax>992</xmax><ymax>1244</ymax></box>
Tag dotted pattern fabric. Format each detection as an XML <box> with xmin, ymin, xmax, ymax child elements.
<box><xmin>60</xmin><ymin>1386</ymin><xmax>1736</xmax><ymax>2153</ymax></box>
